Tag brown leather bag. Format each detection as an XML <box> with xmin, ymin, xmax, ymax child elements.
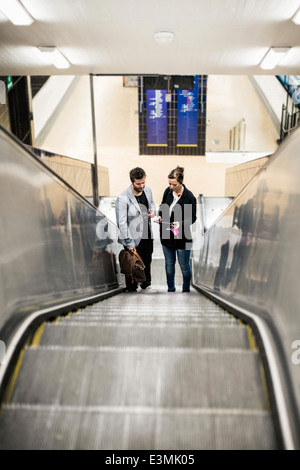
<box><xmin>118</xmin><ymin>249</ymin><xmax>146</xmax><ymax>285</ymax></box>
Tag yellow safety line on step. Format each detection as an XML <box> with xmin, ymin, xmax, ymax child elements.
<box><xmin>3</xmin><ymin>347</ymin><xmax>26</xmax><ymax>404</ymax></box>
<box><xmin>31</xmin><ymin>323</ymin><xmax>45</xmax><ymax>347</ymax></box>
<box><xmin>247</xmin><ymin>325</ymin><xmax>257</xmax><ymax>351</ymax></box>
<box><xmin>247</xmin><ymin>325</ymin><xmax>270</xmax><ymax>409</ymax></box>
<box><xmin>259</xmin><ymin>358</ymin><xmax>271</xmax><ymax>409</ymax></box>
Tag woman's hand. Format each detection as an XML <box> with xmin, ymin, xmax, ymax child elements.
<box><xmin>171</xmin><ymin>221</ymin><xmax>180</xmax><ymax>229</ymax></box>
<box><xmin>148</xmin><ymin>209</ymin><xmax>155</xmax><ymax>218</ymax></box>
<box><xmin>153</xmin><ymin>216</ymin><xmax>162</xmax><ymax>223</ymax></box>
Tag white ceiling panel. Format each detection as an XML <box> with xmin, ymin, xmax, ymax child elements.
<box><xmin>0</xmin><ymin>0</ymin><xmax>299</xmax><ymax>75</ymax></box>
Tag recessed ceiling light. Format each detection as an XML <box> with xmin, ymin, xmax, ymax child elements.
<box><xmin>259</xmin><ymin>47</ymin><xmax>291</xmax><ymax>70</ymax></box>
<box><xmin>154</xmin><ymin>31</ymin><xmax>175</xmax><ymax>44</ymax></box>
<box><xmin>0</xmin><ymin>0</ymin><xmax>34</xmax><ymax>25</ymax></box>
<box><xmin>38</xmin><ymin>47</ymin><xmax>71</xmax><ymax>69</ymax></box>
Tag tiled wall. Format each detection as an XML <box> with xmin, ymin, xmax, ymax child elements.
<box><xmin>138</xmin><ymin>75</ymin><xmax>207</xmax><ymax>156</ymax></box>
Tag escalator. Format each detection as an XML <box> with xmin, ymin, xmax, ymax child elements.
<box><xmin>0</xmin><ymin>257</ymin><xmax>280</xmax><ymax>450</ymax></box>
<box><xmin>1</xmin><ymin>124</ymin><xmax>300</xmax><ymax>450</ymax></box>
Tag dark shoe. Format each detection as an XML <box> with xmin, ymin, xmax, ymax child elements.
<box><xmin>140</xmin><ymin>282</ymin><xmax>150</xmax><ymax>290</ymax></box>
<box><xmin>168</xmin><ymin>288</ymin><xmax>176</xmax><ymax>292</ymax></box>
<box><xmin>141</xmin><ymin>286</ymin><xmax>156</xmax><ymax>293</ymax></box>
<box><xmin>182</xmin><ymin>289</ymin><xmax>190</xmax><ymax>293</ymax></box>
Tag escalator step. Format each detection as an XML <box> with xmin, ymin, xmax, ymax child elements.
<box><xmin>9</xmin><ymin>348</ymin><xmax>268</xmax><ymax>410</ymax></box>
<box><xmin>0</xmin><ymin>406</ymin><xmax>277</xmax><ymax>450</ymax></box>
<box><xmin>58</xmin><ymin>315</ymin><xmax>239</xmax><ymax>325</ymax></box>
<box><xmin>40</xmin><ymin>323</ymin><xmax>250</xmax><ymax>349</ymax></box>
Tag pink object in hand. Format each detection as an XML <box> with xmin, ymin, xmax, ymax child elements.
<box><xmin>170</xmin><ymin>227</ymin><xmax>179</xmax><ymax>238</ymax></box>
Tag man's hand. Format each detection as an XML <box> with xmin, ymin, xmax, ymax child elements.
<box><xmin>128</xmin><ymin>246</ymin><xmax>136</xmax><ymax>253</ymax></box>
<box><xmin>148</xmin><ymin>209</ymin><xmax>155</xmax><ymax>218</ymax></box>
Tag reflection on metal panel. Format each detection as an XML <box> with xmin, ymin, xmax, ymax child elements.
<box><xmin>99</xmin><ymin>196</ymin><xmax>117</xmax><ymax>225</ymax></box>
<box><xmin>199</xmin><ymin>195</ymin><xmax>234</xmax><ymax>232</ymax></box>
<box><xmin>0</xmin><ymin>126</ymin><xmax>121</xmax><ymax>343</ymax></box>
<box><xmin>192</xmin><ymin>128</ymin><xmax>300</xmax><ymax>444</ymax></box>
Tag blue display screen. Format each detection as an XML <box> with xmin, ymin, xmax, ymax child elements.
<box><xmin>146</xmin><ymin>90</ymin><xmax>168</xmax><ymax>146</ymax></box>
<box><xmin>177</xmin><ymin>75</ymin><xmax>198</xmax><ymax>146</ymax></box>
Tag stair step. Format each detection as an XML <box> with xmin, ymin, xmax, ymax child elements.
<box><xmin>58</xmin><ymin>316</ymin><xmax>239</xmax><ymax>326</ymax></box>
<box><xmin>10</xmin><ymin>349</ymin><xmax>267</xmax><ymax>410</ymax></box>
<box><xmin>40</xmin><ymin>323</ymin><xmax>250</xmax><ymax>349</ymax></box>
<box><xmin>0</xmin><ymin>405</ymin><xmax>277</xmax><ymax>450</ymax></box>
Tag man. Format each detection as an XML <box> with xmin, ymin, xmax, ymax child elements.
<box><xmin>115</xmin><ymin>167</ymin><xmax>156</xmax><ymax>293</ymax></box>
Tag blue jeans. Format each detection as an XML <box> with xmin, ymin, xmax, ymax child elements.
<box><xmin>162</xmin><ymin>245</ymin><xmax>191</xmax><ymax>292</ymax></box>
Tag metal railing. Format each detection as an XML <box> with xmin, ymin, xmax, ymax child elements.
<box><xmin>229</xmin><ymin>118</ymin><xmax>246</xmax><ymax>151</ymax></box>
<box><xmin>280</xmin><ymin>103</ymin><xmax>300</xmax><ymax>143</ymax></box>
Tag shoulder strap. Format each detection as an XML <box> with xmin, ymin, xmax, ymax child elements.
<box><xmin>133</xmin><ymin>251</ymin><xmax>145</xmax><ymax>269</ymax></box>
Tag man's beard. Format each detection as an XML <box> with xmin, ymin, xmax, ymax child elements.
<box><xmin>133</xmin><ymin>184</ymin><xmax>144</xmax><ymax>193</ymax></box>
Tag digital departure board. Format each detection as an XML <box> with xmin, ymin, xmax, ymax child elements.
<box><xmin>177</xmin><ymin>75</ymin><xmax>198</xmax><ymax>146</ymax></box>
<box><xmin>146</xmin><ymin>90</ymin><xmax>168</xmax><ymax>146</ymax></box>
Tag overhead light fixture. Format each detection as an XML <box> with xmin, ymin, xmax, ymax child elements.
<box><xmin>291</xmin><ymin>7</ymin><xmax>300</xmax><ymax>24</ymax></box>
<box><xmin>38</xmin><ymin>46</ymin><xmax>71</xmax><ymax>69</ymax></box>
<box><xmin>259</xmin><ymin>47</ymin><xmax>291</xmax><ymax>70</ymax></box>
<box><xmin>0</xmin><ymin>0</ymin><xmax>34</xmax><ymax>25</ymax></box>
<box><xmin>154</xmin><ymin>31</ymin><xmax>175</xmax><ymax>44</ymax></box>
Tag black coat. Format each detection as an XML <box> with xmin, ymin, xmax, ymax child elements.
<box><xmin>158</xmin><ymin>184</ymin><xmax>197</xmax><ymax>249</ymax></box>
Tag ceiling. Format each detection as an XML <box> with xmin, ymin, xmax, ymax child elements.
<box><xmin>0</xmin><ymin>0</ymin><xmax>300</xmax><ymax>76</ymax></box>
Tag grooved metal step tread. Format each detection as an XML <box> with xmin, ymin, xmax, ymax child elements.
<box><xmin>10</xmin><ymin>348</ymin><xmax>267</xmax><ymax>410</ymax></box>
<box><xmin>78</xmin><ymin>308</ymin><xmax>231</xmax><ymax>314</ymax></box>
<box><xmin>58</xmin><ymin>317</ymin><xmax>239</xmax><ymax>327</ymax></box>
<box><xmin>96</xmin><ymin>291</ymin><xmax>218</xmax><ymax>303</ymax></box>
<box><xmin>40</xmin><ymin>323</ymin><xmax>250</xmax><ymax>349</ymax></box>
<box><xmin>58</xmin><ymin>292</ymin><xmax>239</xmax><ymax>325</ymax></box>
<box><xmin>60</xmin><ymin>290</ymin><xmax>236</xmax><ymax>319</ymax></box>
<box><xmin>0</xmin><ymin>406</ymin><xmax>277</xmax><ymax>450</ymax></box>
<box><xmin>69</xmin><ymin>307</ymin><xmax>233</xmax><ymax>314</ymax></box>
<box><xmin>0</xmin><ymin>286</ymin><xmax>279</xmax><ymax>449</ymax></box>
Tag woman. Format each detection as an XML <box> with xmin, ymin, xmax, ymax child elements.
<box><xmin>157</xmin><ymin>166</ymin><xmax>197</xmax><ymax>292</ymax></box>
